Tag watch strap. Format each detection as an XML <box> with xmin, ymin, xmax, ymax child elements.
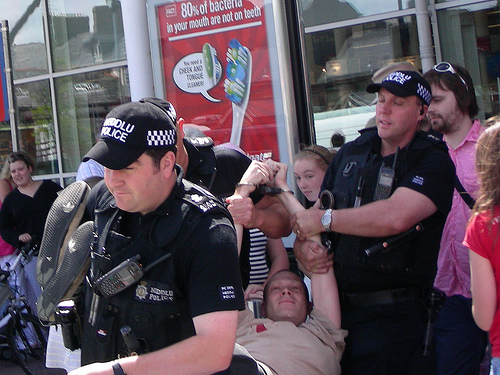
<box><xmin>112</xmin><ymin>362</ymin><xmax>127</xmax><ymax>375</ymax></box>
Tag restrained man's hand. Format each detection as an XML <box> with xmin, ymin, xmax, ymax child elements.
<box><xmin>291</xmin><ymin>208</ymin><xmax>324</xmax><ymax>240</ymax></box>
<box><xmin>294</xmin><ymin>239</ymin><xmax>332</xmax><ymax>275</ymax></box>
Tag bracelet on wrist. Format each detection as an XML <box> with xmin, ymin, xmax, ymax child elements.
<box><xmin>112</xmin><ymin>361</ymin><xmax>127</xmax><ymax>375</ymax></box>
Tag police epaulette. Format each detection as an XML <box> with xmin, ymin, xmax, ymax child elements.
<box><xmin>182</xmin><ymin>180</ymin><xmax>226</xmax><ymax>214</ymax></box>
<box><xmin>185</xmin><ymin>136</ymin><xmax>214</xmax><ymax>148</ymax></box>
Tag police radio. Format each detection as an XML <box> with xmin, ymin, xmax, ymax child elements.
<box><xmin>95</xmin><ymin>252</ymin><xmax>172</xmax><ymax>298</ymax></box>
<box><xmin>373</xmin><ymin>147</ymin><xmax>399</xmax><ymax>201</ymax></box>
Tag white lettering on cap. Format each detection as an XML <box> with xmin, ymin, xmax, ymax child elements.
<box><xmin>101</xmin><ymin>117</ymin><xmax>136</xmax><ymax>143</ymax></box>
<box><xmin>384</xmin><ymin>71</ymin><xmax>411</xmax><ymax>85</ymax></box>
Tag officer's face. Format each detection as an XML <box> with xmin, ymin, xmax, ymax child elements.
<box><xmin>427</xmin><ymin>83</ymin><xmax>463</xmax><ymax>135</ymax></box>
<box><xmin>104</xmin><ymin>152</ymin><xmax>175</xmax><ymax>215</ymax></box>
<box><xmin>376</xmin><ymin>88</ymin><xmax>425</xmax><ymax>152</ymax></box>
<box><xmin>263</xmin><ymin>271</ymin><xmax>308</xmax><ymax>326</ymax></box>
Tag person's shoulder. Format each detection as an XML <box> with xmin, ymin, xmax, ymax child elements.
<box><xmin>414</xmin><ymin>131</ymin><xmax>447</xmax><ymax>149</ymax></box>
<box><xmin>43</xmin><ymin>179</ymin><xmax>63</xmax><ymax>192</ymax></box>
<box><xmin>181</xmin><ymin>179</ymin><xmax>230</xmax><ymax>217</ymax></box>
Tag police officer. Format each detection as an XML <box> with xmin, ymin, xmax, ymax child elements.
<box><xmin>292</xmin><ymin>70</ymin><xmax>456</xmax><ymax>374</ymax></box>
<box><xmin>69</xmin><ymin>99</ymin><xmax>244</xmax><ymax>375</ymax></box>
<box><xmin>142</xmin><ymin>98</ymin><xmax>291</xmax><ymax>290</ymax></box>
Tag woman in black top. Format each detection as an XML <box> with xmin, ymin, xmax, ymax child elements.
<box><xmin>0</xmin><ymin>152</ymin><xmax>61</xmax><ymax>313</ymax></box>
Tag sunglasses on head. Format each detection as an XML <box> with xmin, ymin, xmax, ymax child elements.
<box><xmin>433</xmin><ymin>62</ymin><xmax>469</xmax><ymax>91</ymax></box>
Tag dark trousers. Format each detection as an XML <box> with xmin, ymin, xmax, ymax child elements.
<box><xmin>433</xmin><ymin>295</ymin><xmax>488</xmax><ymax>375</ymax></box>
<box><xmin>341</xmin><ymin>299</ymin><xmax>428</xmax><ymax>375</ymax></box>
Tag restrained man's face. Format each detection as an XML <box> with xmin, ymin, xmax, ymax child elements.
<box><xmin>104</xmin><ymin>153</ymin><xmax>173</xmax><ymax>215</ymax></box>
<box><xmin>376</xmin><ymin>88</ymin><xmax>424</xmax><ymax>148</ymax></box>
<box><xmin>427</xmin><ymin>84</ymin><xmax>463</xmax><ymax>135</ymax></box>
<box><xmin>263</xmin><ymin>271</ymin><xmax>308</xmax><ymax>326</ymax></box>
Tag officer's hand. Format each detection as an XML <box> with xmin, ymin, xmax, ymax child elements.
<box><xmin>294</xmin><ymin>239</ymin><xmax>332</xmax><ymax>275</ymax></box>
<box><xmin>226</xmin><ymin>196</ymin><xmax>258</xmax><ymax>228</ymax></box>
<box><xmin>291</xmin><ymin>208</ymin><xmax>324</xmax><ymax>240</ymax></box>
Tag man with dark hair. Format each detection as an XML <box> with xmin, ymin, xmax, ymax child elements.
<box><xmin>69</xmin><ymin>99</ymin><xmax>244</xmax><ymax>375</ymax></box>
<box><xmin>291</xmin><ymin>70</ymin><xmax>455</xmax><ymax>374</ymax></box>
<box><xmin>424</xmin><ymin>63</ymin><xmax>488</xmax><ymax>375</ymax></box>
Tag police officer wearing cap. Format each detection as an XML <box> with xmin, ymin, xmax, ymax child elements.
<box><xmin>138</xmin><ymin>98</ymin><xmax>291</xmax><ymax>290</ymax></box>
<box><xmin>292</xmin><ymin>70</ymin><xmax>455</xmax><ymax>374</ymax></box>
<box><xmin>70</xmin><ymin>99</ymin><xmax>244</xmax><ymax>375</ymax></box>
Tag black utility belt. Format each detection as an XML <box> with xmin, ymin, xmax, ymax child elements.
<box><xmin>341</xmin><ymin>287</ymin><xmax>422</xmax><ymax>309</ymax></box>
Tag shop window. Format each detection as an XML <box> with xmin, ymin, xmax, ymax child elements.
<box><xmin>301</xmin><ymin>0</ymin><xmax>413</xmax><ymax>27</ymax></box>
<box><xmin>303</xmin><ymin>15</ymin><xmax>420</xmax><ymax>147</ymax></box>
<box><xmin>0</xmin><ymin>1</ymin><xmax>48</xmax><ymax>80</ymax></box>
<box><xmin>48</xmin><ymin>0</ymin><xmax>125</xmax><ymax>72</ymax></box>
<box><xmin>54</xmin><ymin>67</ymin><xmax>129</xmax><ymax>173</ymax></box>
<box><xmin>15</xmin><ymin>80</ymin><xmax>57</xmax><ymax>175</ymax></box>
<box><xmin>436</xmin><ymin>2</ymin><xmax>500</xmax><ymax>120</ymax></box>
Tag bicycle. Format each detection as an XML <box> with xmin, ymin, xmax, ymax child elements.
<box><xmin>0</xmin><ymin>241</ymin><xmax>50</xmax><ymax>375</ymax></box>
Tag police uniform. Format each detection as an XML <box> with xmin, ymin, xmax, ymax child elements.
<box><xmin>80</xmin><ymin>168</ymin><xmax>245</xmax><ymax>365</ymax></box>
<box><xmin>322</xmin><ymin>127</ymin><xmax>455</xmax><ymax>373</ymax></box>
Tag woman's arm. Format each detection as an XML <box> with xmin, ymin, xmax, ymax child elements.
<box><xmin>469</xmin><ymin>249</ymin><xmax>496</xmax><ymax>331</ymax></box>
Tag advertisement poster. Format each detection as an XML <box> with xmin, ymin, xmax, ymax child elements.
<box><xmin>0</xmin><ymin>22</ymin><xmax>8</xmax><ymax>122</ymax></box>
<box><xmin>157</xmin><ymin>0</ymin><xmax>279</xmax><ymax>160</ymax></box>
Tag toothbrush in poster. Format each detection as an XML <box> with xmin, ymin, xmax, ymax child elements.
<box><xmin>224</xmin><ymin>38</ymin><xmax>252</xmax><ymax>147</ymax></box>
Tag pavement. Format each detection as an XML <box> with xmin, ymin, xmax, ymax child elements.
<box><xmin>0</xmin><ymin>355</ymin><xmax>67</xmax><ymax>374</ymax></box>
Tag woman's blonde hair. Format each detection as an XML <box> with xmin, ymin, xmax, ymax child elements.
<box><xmin>472</xmin><ymin>122</ymin><xmax>500</xmax><ymax>225</ymax></box>
<box><xmin>0</xmin><ymin>157</ymin><xmax>12</xmax><ymax>181</ymax></box>
<box><xmin>294</xmin><ymin>145</ymin><xmax>335</xmax><ymax>171</ymax></box>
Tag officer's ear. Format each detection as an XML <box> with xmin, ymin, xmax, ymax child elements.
<box><xmin>160</xmin><ymin>150</ymin><xmax>176</xmax><ymax>177</ymax></box>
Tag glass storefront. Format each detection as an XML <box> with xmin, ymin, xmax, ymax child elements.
<box><xmin>301</xmin><ymin>0</ymin><xmax>500</xmax><ymax>148</ymax></box>
<box><xmin>0</xmin><ymin>1</ymin><xmax>129</xmax><ymax>183</ymax></box>
<box><xmin>55</xmin><ymin>67</ymin><xmax>129</xmax><ymax>174</ymax></box>
<box><xmin>0</xmin><ymin>0</ymin><xmax>499</xmax><ymax>182</ymax></box>
<box><xmin>436</xmin><ymin>2</ymin><xmax>500</xmax><ymax>119</ymax></box>
<box><xmin>303</xmin><ymin>13</ymin><xmax>420</xmax><ymax>146</ymax></box>
<box><xmin>48</xmin><ymin>0</ymin><xmax>125</xmax><ymax>72</ymax></box>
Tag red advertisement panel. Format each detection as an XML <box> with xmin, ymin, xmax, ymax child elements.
<box><xmin>157</xmin><ymin>0</ymin><xmax>279</xmax><ymax>160</ymax></box>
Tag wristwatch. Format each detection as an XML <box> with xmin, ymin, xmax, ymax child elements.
<box><xmin>321</xmin><ymin>208</ymin><xmax>333</xmax><ymax>232</ymax></box>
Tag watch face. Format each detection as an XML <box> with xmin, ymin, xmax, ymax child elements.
<box><xmin>322</xmin><ymin>209</ymin><xmax>331</xmax><ymax>226</ymax></box>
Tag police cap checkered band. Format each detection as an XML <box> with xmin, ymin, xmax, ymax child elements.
<box><xmin>82</xmin><ymin>99</ymin><xmax>178</xmax><ymax>170</ymax></box>
<box><xmin>366</xmin><ymin>70</ymin><xmax>432</xmax><ymax>106</ymax></box>
<box><xmin>147</xmin><ymin>129</ymin><xmax>176</xmax><ymax>146</ymax></box>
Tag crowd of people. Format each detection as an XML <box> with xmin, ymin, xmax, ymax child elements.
<box><xmin>1</xmin><ymin>60</ymin><xmax>499</xmax><ymax>375</ymax></box>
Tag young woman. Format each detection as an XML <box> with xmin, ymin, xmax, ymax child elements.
<box><xmin>465</xmin><ymin>122</ymin><xmax>500</xmax><ymax>375</ymax></box>
<box><xmin>292</xmin><ymin>145</ymin><xmax>335</xmax><ymax>204</ymax></box>
<box><xmin>0</xmin><ymin>152</ymin><xmax>61</xmax><ymax>314</ymax></box>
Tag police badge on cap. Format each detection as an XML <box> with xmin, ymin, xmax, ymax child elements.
<box><xmin>83</xmin><ymin>98</ymin><xmax>178</xmax><ymax>170</ymax></box>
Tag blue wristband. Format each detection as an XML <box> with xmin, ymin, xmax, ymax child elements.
<box><xmin>112</xmin><ymin>361</ymin><xmax>127</xmax><ymax>375</ymax></box>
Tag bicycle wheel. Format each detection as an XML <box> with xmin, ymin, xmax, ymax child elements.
<box><xmin>6</xmin><ymin>312</ymin><xmax>49</xmax><ymax>375</ymax></box>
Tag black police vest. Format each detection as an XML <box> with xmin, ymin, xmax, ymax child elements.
<box><xmin>80</xmin><ymin>179</ymin><xmax>231</xmax><ymax>364</ymax></box>
<box><xmin>325</xmin><ymin>129</ymin><xmax>448</xmax><ymax>293</ymax></box>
